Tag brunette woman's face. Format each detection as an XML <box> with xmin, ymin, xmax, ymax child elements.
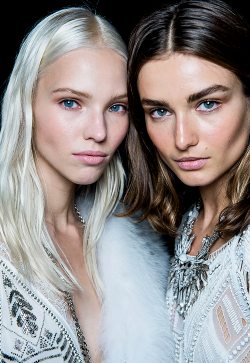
<box><xmin>33</xmin><ymin>48</ymin><xmax>128</xmax><ymax>186</ymax></box>
<box><xmin>138</xmin><ymin>53</ymin><xmax>250</xmax><ymax>189</ymax></box>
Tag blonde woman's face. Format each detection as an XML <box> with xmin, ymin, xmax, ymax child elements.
<box><xmin>138</xmin><ymin>53</ymin><xmax>250</xmax><ymax>190</ymax></box>
<box><xmin>33</xmin><ymin>48</ymin><xmax>128</xmax><ymax>185</ymax></box>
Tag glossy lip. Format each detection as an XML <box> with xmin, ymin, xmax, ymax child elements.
<box><xmin>73</xmin><ymin>150</ymin><xmax>108</xmax><ymax>165</ymax></box>
<box><xmin>175</xmin><ymin>157</ymin><xmax>209</xmax><ymax>170</ymax></box>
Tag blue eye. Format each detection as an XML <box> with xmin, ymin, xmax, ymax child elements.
<box><xmin>110</xmin><ymin>105</ymin><xmax>122</xmax><ymax>112</ymax></box>
<box><xmin>109</xmin><ymin>104</ymin><xmax>127</xmax><ymax>113</ymax></box>
<box><xmin>151</xmin><ymin>108</ymin><xmax>170</xmax><ymax>118</ymax></box>
<box><xmin>61</xmin><ymin>99</ymin><xmax>78</xmax><ymax>109</ymax></box>
<box><xmin>197</xmin><ymin>100</ymin><xmax>219</xmax><ymax>111</ymax></box>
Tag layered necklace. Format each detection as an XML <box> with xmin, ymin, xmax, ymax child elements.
<box><xmin>168</xmin><ymin>202</ymin><xmax>219</xmax><ymax>318</ymax></box>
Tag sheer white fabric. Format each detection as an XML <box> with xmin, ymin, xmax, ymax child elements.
<box><xmin>0</xmin><ymin>252</ymin><xmax>83</xmax><ymax>361</ymax></box>
<box><xmin>0</xmin><ymin>243</ymin><xmax>77</xmax><ymax>334</ymax></box>
<box><xmin>167</xmin><ymin>212</ymin><xmax>250</xmax><ymax>363</ymax></box>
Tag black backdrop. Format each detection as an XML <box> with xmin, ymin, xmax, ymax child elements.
<box><xmin>1</xmin><ymin>0</ymin><xmax>249</xmax><ymax>97</ymax></box>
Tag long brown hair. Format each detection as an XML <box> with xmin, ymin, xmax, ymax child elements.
<box><xmin>124</xmin><ymin>0</ymin><xmax>250</xmax><ymax>237</ymax></box>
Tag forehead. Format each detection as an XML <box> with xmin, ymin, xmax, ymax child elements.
<box><xmin>138</xmin><ymin>53</ymin><xmax>239</xmax><ymax>98</ymax></box>
<box><xmin>38</xmin><ymin>48</ymin><xmax>127</xmax><ymax>95</ymax></box>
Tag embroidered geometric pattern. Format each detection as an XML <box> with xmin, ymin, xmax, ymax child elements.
<box><xmin>5</xmin><ymin>275</ymin><xmax>39</xmax><ymax>337</ymax></box>
<box><xmin>166</xmin><ymin>208</ymin><xmax>250</xmax><ymax>363</ymax></box>
<box><xmin>217</xmin><ymin>305</ymin><xmax>231</xmax><ymax>343</ymax></box>
<box><xmin>0</xmin><ymin>258</ymin><xmax>84</xmax><ymax>362</ymax></box>
<box><xmin>222</xmin><ymin>295</ymin><xmax>242</xmax><ymax>334</ymax></box>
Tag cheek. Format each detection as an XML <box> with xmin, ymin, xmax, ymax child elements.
<box><xmin>146</xmin><ymin>122</ymin><xmax>171</xmax><ymax>154</ymax></box>
<box><xmin>108</xmin><ymin>121</ymin><xmax>129</xmax><ymax>153</ymax></box>
<box><xmin>34</xmin><ymin>117</ymin><xmax>59</xmax><ymax>149</ymax></box>
<box><xmin>210</xmin><ymin>116</ymin><xmax>250</xmax><ymax>155</ymax></box>
<box><xmin>33</xmin><ymin>103</ymin><xmax>56</xmax><ymax>143</ymax></box>
<box><xmin>34</xmin><ymin>108</ymin><xmax>73</xmax><ymax>149</ymax></box>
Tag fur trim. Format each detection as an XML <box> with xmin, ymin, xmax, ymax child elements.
<box><xmin>99</xmin><ymin>213</ymin><xmax>174</xmax><ymax>362</ymax></box>
<box><xmin>77</xmin><ymin>198</ymin><xmax>174</xmax><ymax>362</ymax></box>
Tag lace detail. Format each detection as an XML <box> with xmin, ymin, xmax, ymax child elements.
<box><xmin>208</xmin><ymin>238</ymin><xmax>233</xmax><ymax>260</ymax></box>
<box><xmin>33</xmin><ymin>276</ymin><xmax>76</xmax><ymax>334</ymax></box>
<box><xmin>0</xmin><ymin>242</ymin><xmax>77</xmax><ymax>335</ymax></box>
<box><xmin>166</xmin><ymin>210</ymin><xmax>250</xmax><ymax>363</ymax></box>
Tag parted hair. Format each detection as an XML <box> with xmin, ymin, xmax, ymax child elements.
<box><xmin>124</xmin><ymin>0</ymin><xmax>250</xmax><ymax>237</ymax></box>
<box><xmin>0</xmin><ymin>7</ymin><xmax>127</xmax><ymax>298</ymax></box>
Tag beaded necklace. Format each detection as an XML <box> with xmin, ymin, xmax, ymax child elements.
<box><xmin>168</xmin><ymin>202</ymin><xmax>219</xmax><ymax>318</ymax></box>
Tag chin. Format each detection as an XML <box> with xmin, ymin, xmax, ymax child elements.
<box><xmin>74</xmin><ymin>173</ymin><xmax>105</xmax><ymax>186</ymax></box>
<box><xmin>177</xmin><ymin>174</ymin><xmax>210</xmax><ymax>188</ymax></box>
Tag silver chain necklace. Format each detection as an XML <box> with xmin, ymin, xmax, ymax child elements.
<box><xmin>46</xmin><ymin>205</ymin><xmax>91</xmax><ymax>362</ymax></box>
<box><xmin>168</xmin><ymin>202</ymin><xmax>219</xmax><ymax>318</ymax></box>
<box><xmin>65</xmin><ymin>290</ymin><xmax>91</xmax><ymax>362</ymax></box>
<box><xmin>69</xmin><ymin>204</ymin><xmax>91</xmax><ymax>362</ymax></box>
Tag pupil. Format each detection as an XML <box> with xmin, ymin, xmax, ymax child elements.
<box><xmin>64</xmin><ymin>100</ymin><xmax>74</xmax><ymax>107</ymax></box>
<box><xmin>205</xmin><ymin>101</ymin><xmax>214</xmax><ymax>108</ymax></box>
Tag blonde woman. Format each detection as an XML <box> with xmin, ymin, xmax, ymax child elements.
<box><xmin>0</xmin><ymin>8</ymin><xmax>174</xmax><ymax>363</ymax></box>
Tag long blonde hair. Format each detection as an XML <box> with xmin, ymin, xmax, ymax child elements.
<box><xmin>0</xmin><ymin>7</ymin><xmax>127</xmax><ymax>298</ymax></box>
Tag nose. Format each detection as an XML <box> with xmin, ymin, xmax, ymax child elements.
<box><xmin>82</xmin><ymin>110</ymin><xmax>107</xmax><ymax>143</ymax></box>
<box><xmin>174</xmin><ymin>113</ymin><xmax>198</xmax><ymax>151</ymax></box>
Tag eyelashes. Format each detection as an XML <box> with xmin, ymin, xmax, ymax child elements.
<box><xmin>150</xmin><ymin>108</ymin><xmax>171</xmax><ymax>118</ymax></box>
<box><xmin>60</xmin><ymin>99</ymin><xmax>80</xmax><ymax>109</ymax></box>
<box><xmin>147</xmin><ymin>99</ymin><xmax>221</xmax><ymax>120</ymax></box>
<box><xmin>196</xmin><ymin>100</ymin><xmax>220</xmax><ymax>112</ymax></box>
<box><xmin>59</xmin><ymin>98</ymin><xmax>128</xmax><ymax>114</ymax></box>
<box><xmin>109</xmin><ymin>104</ymin><xmax>128</xmax><ymax>113</ymax></box>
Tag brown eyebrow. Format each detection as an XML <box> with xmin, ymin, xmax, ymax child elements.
<box><xmin>187</xmin><ymin>85</ymin><xmax>230</xmax><ymax>103</ymax></box>
<box><xmin>141</xmin><ymin>98</ymin><xmax>170</xmax><ymax>108</ymax></box>
<box><xmin>141</xmin><ymin>85</ymin><xmax>230</xmax><ymax>109</ymax></box>
<box><xmin>52</xmin><ymin>88</ymin><xmax>92</xmax><ymax>99</ymax></box>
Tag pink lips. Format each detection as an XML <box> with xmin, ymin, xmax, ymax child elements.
<box><xmin>73</xmin><ymin>150</ymin><xmax>107</xmax><ymax>165</ymax></box>
<box><xmin>175</xmin><ymin>157</ymin><xmax>209</xmax><ymax>170</ymax></box>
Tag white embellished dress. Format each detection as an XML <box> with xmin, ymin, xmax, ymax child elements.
<box><xmin>0</xmin><ymin>201</ymin><xmax>174</xmax><ymax>362</ymax></box>
<box><xmin>166</xmin><ymin>207</ymin><xmax>250</xmax><ymax>363</ymax></box>
<box><xmin>0</xmin><ymin>244</ymin><xmax>83</xmax><ymax>362</ymax></box>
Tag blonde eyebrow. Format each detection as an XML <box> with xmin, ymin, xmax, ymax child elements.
<box><xmin>109</xmin><ymin>94</ymin><xmax>128</xmax><ymax>103</ymax></box>
<box><xmin>52</xmin><ymin>88</ymin><xmax>92</xmax><ymax>99</ymax></box>
<box><xmin>52</xmin><ymin>89</ymin><xmax>127</xmax><ymax>102</ymax></box>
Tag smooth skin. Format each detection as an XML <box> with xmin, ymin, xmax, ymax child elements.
<box><xmin>33</xmin><ymin>47</ymin><xmax>129</xmax><ymax>362</ymax></box>
<box><xmin>138</xmin><ymin>52</ymin><xmax>250</xmax><ymax>254</ymax></box>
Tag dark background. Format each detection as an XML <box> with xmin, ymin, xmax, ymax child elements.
<box><xmin>1</xmin><ymin>0</ymin><xmax>250</xmax><ymax>97</ymax></box>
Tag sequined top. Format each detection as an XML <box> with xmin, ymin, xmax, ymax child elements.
<box><xmin>0</xmin><ymin>201</ymin><xmax>175</xmax><ymax>363</ymax></box>
<box><xmin>166</xmin><ymin>208</ymin><xmax>250</xmax><ymax>363</ymax></box>
<box><xmin>0</xmin><ymin>253</ymin><xmax>83</xmax><ymax>362</ymax></box>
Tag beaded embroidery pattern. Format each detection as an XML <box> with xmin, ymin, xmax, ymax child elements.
<box><xmin>0</xmin><ymin>258</ymin><xmax>84</xmax><ymax>362</ymax></box>
<box><xmin>166</xmin><ymin>208</ymin><xmax>250</xmax><ymax>363</ymax></box>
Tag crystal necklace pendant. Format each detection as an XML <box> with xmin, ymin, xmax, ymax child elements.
<box><xmin>168</xmin><ymin>202</ymin><xmax>219</xmax><ymax>318</ymax></box>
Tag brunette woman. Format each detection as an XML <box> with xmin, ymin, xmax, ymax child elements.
<box><xmin>125</xmin><ymin>0</ymin><xmax>250</xmax><ymax>361</ymax></box>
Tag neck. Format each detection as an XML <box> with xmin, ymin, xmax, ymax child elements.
<box><xmin>198</xmin><ymin>176</ymin><xmax>229</xmax><ymax>229</ymax></box>
<box><xmin>45</xmin><ymin>187</ymin><xmax>76</xmax><ymax>230</ymax></box>
<box><xmin>35</xmin><ymin>158</ymin><xmax>77</xmax><ymax>230</ymax></box>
